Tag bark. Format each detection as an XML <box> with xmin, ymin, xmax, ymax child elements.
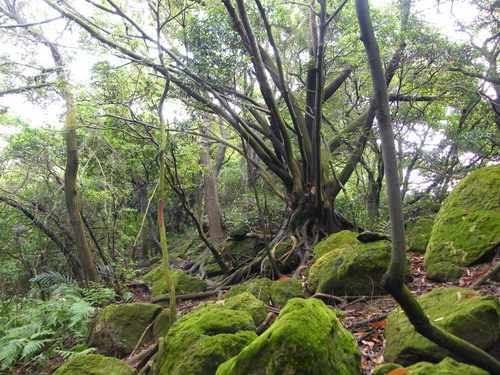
<box><xmin>356</xmin><ymin>1</ymin><xmax>500</xmax><ymax>373</ymax></box>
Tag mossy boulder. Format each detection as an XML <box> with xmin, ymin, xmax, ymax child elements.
<box><xmin>406</xmin><ymin>218</ymin><xmax>434</xmax><ymax>253</ymax></box>
<box><xmin>313</xmin><ymin>230</ymin><xmax>360</xmax><ymax>260</ymax></box>
<box><xmin>272</xmin><ymin>237</ymin><xmax>300</xmax><ymax>271</ymax></box>
<box><xmin>425</xmin><ymin>166</ymin><xmax>500</xmax><ymax>268</ymax></box>
<box><xmin>53</xmin><ymin>354</ymin><xmax>133</xmax><ymax>375</ymax></box>
<box><xmin>153</xmin><ymin>309</ymin><xmax>173</xmax><ymax>339</ymax></box>
<box><xmin>308</xmin><ymin>240</ymin><xmax>407</xmax><ymax>295</ymax></box>
<box><xmin>87</xmin><ymin>303</ymin><xmax>162</xmax><ymax>358</ymax></box>
<box><xmin>426</xmin><ymin>261</ymin><xmax>463</xmax><ymax>282</ymax></box>
<box><xmin>229</xmin><ymin>224</ymin><xmax>252</xmax><ymax>238</ymax></box>
<box><xmin>224</xmin><ymin>292</ymin><xmax>268</xmax><ymax>326</ymax></box>
<box><xmin>221</xmin><ymin>237</ymin><xmax>261</xmax><ymax>266</ymax></box>
<box><xmin>151</xmin><ymin>305</ymin><xmax>257</xmax><ymax>375</ymax></box>
<box><xmin>224</xmin><ymin>277</ymin><xmax>305</xmax><ymax>307</ymax></box>
<box><xmin>385</xmin><ymin>287</ymin><xmax>499</xmax><ymax>365</ymax></box>
<box><xmin>216</xmin><ymin>298</ymin><xmax>361</xmax><ymax>375</ymax></box>
<box><xmin>375</xmin><ymin>357</ymin><xmax>488</xmax><ymax>375</ymax></box>
<box><xmin>148</xmin><ymin>268</ymin><xmax>207</xmax><ymax>297</ymax></box>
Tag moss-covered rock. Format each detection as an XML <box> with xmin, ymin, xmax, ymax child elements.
<box><xmin>269</xmin><ymin>277</ymin><xmax>306</xmax><ymax>307</ymax></box>
<box><xmin>216</xmin><ymin>298</ymin><xmax>361</xmax><ymax>375</ymax></box>
<box><xmin>425</xmin><ymin>166</ymin><xmax>500</xmax><ymax>268</ymax></box>
<box><xmin>385</xmin><ymin>287</ymin><xmax>499</xmax><ymax>365</ymax></box>
<box><xmin>372</xmin><ymin>363</ymin><xmax>404</xmax><ymax>375</ymax></box>
<box><xmin>405</xmin><ymin>357</ymin><xmax>489</xmax><ymax>374</ymax></box>
<box><xmin>87</xmin><ymin>303</ymin><xmax>162</xmax><ymax>358</ymax></box>
<box><xmin>53</xmin><ymin>354</ymin><xmax>133</xmax><ymax>375</ymax></box>
<box><xmin>153</xmin><ymin>309</ymin><xmax>173</xmax><ymax>339</ymax></box>
<box><xmin>224</xmin><ymin>277</ymin><xmax>305</xmax><ymax>307</ymax></box>
<box><xmin>406</xmin><ymin>218</ymin><xmax>434</xmax><ymax>253</ymax></box>
<box><xmin>150</xmin><ymin>269</ymin><xmax>207</xmax><ymax>297</ymax></box>
<box><xmin>308</xmin><ymin>240</ymin><xmax>406</xmax><ymax>295</ymax></box>
<box><xmin>313</xmin><ymin>230</ymin><xmax>360</xmax><ymax>260</ymax></box>
<box><xmin>272</xmin><ymin>237</ymin><xmax>300</xmax><ymax>271</ymax></box>
<box><xmin>426</xmin><ymin>261</ymin><xmax>463</xmax><ymax>282</ymax></box>
<box><xmin>151</xmin><ymin>305</ymin><xmax>257</xmax><ymax>375</ymax></box>
<box><xmin>229</xmin><ymin>224</ymin><xmax>251</xmax><ymax>238</ymax></box>
<box><xmin>221</xmin><ymin>237</ymin><xmax>261</xmax><ymax>266</ymax></box>
<box><xmin>224</xmin><ymin>292</ymin><xmax>267</xmax><ymax>326</ymax></box>
<box><xmin>224</xmin><ymin>278</ymin><xmax>273</xmax><ymax>304</ymax></box>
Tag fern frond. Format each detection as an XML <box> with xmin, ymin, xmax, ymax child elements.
<box><xmin>0</xmin><ymin>339</ymin><xmax>25</xmax><ymax>368</ymax></box>
<box><xmin>55</xmin><ymin>347</ymin><xmax>97</xmax><ymax>360</ymax></box>
<box><xmin>30</xmin><ymin>271</ymin><xmax>77</xmax><ymax>288</ymax></box>
<box><xmin>21</xmin><ymin>338</ymin><xmax>52</xmax><ymax>360</ymax></box>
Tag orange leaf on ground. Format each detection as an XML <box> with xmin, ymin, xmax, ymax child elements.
<box><xmin>388</xmin><ymin>369</ymin><xmax>408</xmax><ymax>375</ymax></box>
<box><xmin>465</xmin><ymin>293</ymin><xmax>480</xmax><ymax>298</ymax></box>
<box><xmin>277</xmin><ymin>276</ymin><xmax>289</xmax><ymax>281</ymax></box>
<box><xmin>369</xmin><ymin>321</ymin><xmax>388</xmax><ymax>328</ymax></box>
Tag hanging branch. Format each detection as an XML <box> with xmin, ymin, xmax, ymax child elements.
<box><xmin>355</xmin><ymin>0</ymin><xmax>500</xmax><ymax>373</ymax></box>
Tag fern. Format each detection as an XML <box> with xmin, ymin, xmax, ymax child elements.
<box><xmin>55</xmin><ymin>346</ymin><xmax>97</xmax><ymax>360</ymax></box>
<box><xmin>30</xmin><ymin>271</ymin><xmax>77</xmax><ymax>288</ymax></box>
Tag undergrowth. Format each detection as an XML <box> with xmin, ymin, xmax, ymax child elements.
<box><xmin>0</xmin><ymin>272</ymin><xmax>117</xmax><ymax>373</ymax></box>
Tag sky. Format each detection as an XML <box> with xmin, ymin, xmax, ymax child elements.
<box><xmin>0</xmin><ymin>0</ymin><xmax>483</xmax><ymax>147</ymax></box>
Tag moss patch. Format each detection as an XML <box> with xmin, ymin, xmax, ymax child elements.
<box><xmin>426</xmin><ymin>261</ymin><xmax>463</xmax><ymax>282</ymax></box>
<box><xmin>384</xmin><ymin>287</ymin><xmax>499</xmax><ymax>365</ymax></box>
<box><xmin>224</xmin><ymin>278</ymin><xmax>273</xmax><ymax>304</ymax></box>
<box><xmin>406</xmin><ymin>357</ymin><xmax>489</xmax><ymax>374</ymax></box>
<box><xmin>87</xmin><ymin>303</ymin><xmax>161</xmax><ymax>358</ymax></box>
<box><xmin>216</xmin><ymin>298</ymin><xmax>361</xmax><ymax>375</ymax></box>
<box><xmin>313</xmin><ymin>230</ymin><xmax>360</xmax><ymax>260</ymax></box>
<box><xmin>224</xmin><ymin>292</ymin><xmax>267</xmax><ymax>326</ymax></box>
<box><xmin>425</xmin><ymin>166</ymin><xmax>500</xmax><ymax>267</ymax></box>
<box><xmin>373</xmin><ymin>363</ymin><xmax>404</xmax><ymax>375</ymax></box>
<box><xmin>152</xmin><ymin>305</ymin><xmax>257</xmax><ymax>375</ymax></box>
<box><xmin>150</xmin><ymin>269</ymin><xmax>207</xmax><ymax>297</ymax></box>
<box><xmin>406</xmin><ymin>218</ymin><xmax>434</xmax><ymax>253</ymax></box>
<box><xmin>269</xmin><ymin>278</ymin><xmax>306</xmax><ymax>307</ymax></box>
<box><xmin>153</xmin><ymin>309</ymin><xmax>173</xmax><ymax>339</ymax></box>
<box><xmin>53</xmin><ymin>354</ymin><xmax>133</xmax><ymax>375</ymax></box>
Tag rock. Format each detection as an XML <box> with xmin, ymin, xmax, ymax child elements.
<box><xmin>151</xmin><ymin>305</ymin><xmax>257</xmax><ymax>375</ymax></box>
<box><xmin>221</xmin><ymin>237</ymin><xmax>261</xmax><ymax>266</ymax></box>
<box><xmin>426</xmin><ymin>261</ymin><xmax>463</xmax><ymax>282</ymax></box>
<box><xmin>216</xmin><ymin>298</ymin><xmax>361</xmax><ymax>375</ymax></box>
<box><xmin>229</xmin><ymin>224</ymin><xmax>252</xmax><ymax>239</ymax></box>
<box><xmin>223</xmin><ymin>292</ymin><xmax>267</xmax><ymax>326</ymax></box>
<box><xmin>87</xmin><ymin>303</ymin><xmax>162</xmax><ymax>358</ymax></box>
<box><xmin>272</xmin><ymin>237</ymin><xmax>300</xmax><ymax>271</ymax></box>
<box><xmin>308</xmin><ymin>240</ymin><xmax>410</xmax><ymax>295</ymax></box>
<box><xmin>148</xmin><ymin>268</ymin><xmax>207</xmax><ymax>297</ymax></box>
<box><xmin>384</xmin><ymin>287</ymin><xmax>499</xmax><ymax>365</ymax></box>
<box><xmin>53</xmin><ymin>354</ymin><xmax>133</xmax><ymax>375</ymax></box>
<box><xmin>269</xmin><ymin>277</ymin><xmax>306</xmax><ymax>307</ymax></box>
<box><xmin>406</xmin><ymin>218</ymin><xmax>434</xmax><ymax>253</ymax></box>
<box><xmin>425</xmin><ymin>166</ymin><xmax>500</xmax><ymax>268</ymax></box>
<box><xmin>357</xmin><ymin>231</ymin><xmax>390</xmax><ymax>243</ymax></box>
<box><xmin>313</xmin><ymin>230</ymin><xmax>360</xmax><ymax>259</ymax></box>
<box><xmin>224</xmin><ymin>277</ymin><xmax>305</xmax><ymax>307</ymax></box>
<box><xmin>374</xmin><ymin>357</ymin><xmax>488</xmax><ymax>375</ymax></box>
<box><xmin>153</xmin><ymin>309</ymin><xmax>173</xmax><ymax>339</ymax></box>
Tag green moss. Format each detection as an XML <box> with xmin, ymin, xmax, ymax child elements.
<box><xmin>308</xmin><ymin>241</ymin><xmax>395</xmax><ymax>295</ymax></box>
<box><xmin>224</xmin><ymin>292</ymin><xmax>267</xmax><ymax>326</ymax></box>
<box><xmin>216</xmin><ymin>298</ymin><xmax>361</xmax><ymax>375</ymax></box>
<box><xmin>221</xmin><ymin>237</ymin><xmax>260</xmax><ymax>266</ymax></box>
<box><xmin>153</xmin><ymin>309</ymin><xmax>173</xmax><ymax>339</ymax></box>
<box><xmin>229</xmin><ymin>224</ymin><xmax>251</xmax><ymax>238</ymax></box>
<box><xmin>385</xmin><ymin>287</ymin><xmax>499</xmax><ymax>365</ymax></box>
<box><xmin>425</xmin><ymin>166</ymin><xmax>500</xmax><ymax>267</ymax></box>
<box><xmin>313</xmin><ymin>230</ymin><xmax>361</xmax><ymax>260</ymax></box>
<box><xmin>426</xmin><ymin>261</ymin><xmax>463</xmax><ymax>282</ymax></box>
<box><xmin>373</xmin><ymin>363</ymin><xmax>404</xmax><ymax>375</ymax></box>
<box><xmin>153</xmin><ymin>306</ymin><xmax>257</xmax><ymax>375</ymax></box>
<box><xmin>53</xmin><ymin>354</ymin><xmax>133</xmax><ymax>375</ymax></box>
<box><xmin>151</xmin><ymin>270</ymin><xmax>207</xmax><ymax>297</ymax></box>
<box><xmin>406</xmin><ymin>218</ymin><xmax>434</xmax><ymax>253</ymax></box>
<box><xmin>269</xmin><ymin>278</ymin><xmax>306</xmax><ymax>307</ymax></box>
<box><xmin>406</xmin><ymin>357</ymin><xmax>488</xmax><ymax>374</ymax></box>
<box><xmin>224</xmin><ymin>278</ymin><xmax>273</xmax><ymax>304</ymax></box>
<box><xmin>87</xmin><ymin>303</ymin><xmax>161</xmax><ymax>357</ymax></box>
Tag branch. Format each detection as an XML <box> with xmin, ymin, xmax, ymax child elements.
<box><xmin>450</xmin><ymin>67</ymin><xmax>500</xmax><ymax>85</ymax></box>
<box><xmin>0</xmin><ymin>82</ymin><xmax>54</xmax><ymax>97</ymax></box>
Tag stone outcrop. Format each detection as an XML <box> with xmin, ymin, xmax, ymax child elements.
<box><xmin>53</xmin><ymin>354</ymin><xmax>133</xmax><ymax>375</ymax></box>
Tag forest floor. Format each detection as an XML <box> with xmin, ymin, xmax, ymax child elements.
<box><xmin>127</xmin><ymin>252</ymin><xmax>499</xmax><ymax>375</ymax></box>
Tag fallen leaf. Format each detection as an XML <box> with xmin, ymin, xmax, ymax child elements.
<box><xmin>465</xmin><ymin>293</ymin><xmax>480</xmax><ymax>298</ymax></box>
<box><xmin>277</xmin><ymin>276</ymin><xmax>290</xmax><ymax>281</ymax></box>
<box><xmin>434</xmin><ymin>316</ymin><xmax>444</xmax><ymax>322</ymax></box>
<box><xmin>369</xmin><ymin>321</ymin><xmax>388</xmax><ymax>328</ymax></box>
<box><xmin>388</xmin><ymin>369</ymin><xmax>408</xmax><ymax>375</ymax></box>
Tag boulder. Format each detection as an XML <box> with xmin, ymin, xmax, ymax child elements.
<box><xmin>425</xmin><ymin>166</ymin><xmax>500</xmax><ymax>268</ymax></box>
<box><xmin>221</xmin><ymin>237</ymin><xmax>261</xmax><ymax>266</ymax></box>
<box><xmin>87</xmin><ymin>303</ymin><xmax>162</xmax><ymax>358</ymax></box>
<box><xmin>224</xmin><ymin>292</ymin><xmax>268</xmax><ymax>326</ymax></box>
<box><xmin>426</xmin><ymin>261</ymin><xmax>463</xmax><ymax>282</ymax></box>
<box><xmin>384</xmin><ymin>287</ymin><xmax>499</xmax><ymax>365</ymax></box>
<box><xmin>224</xmin><ymin>277</ymin><xmax>305</xmax><ymax>307</ymax></box>
<box><xmin>151</xmin><ymin>305</ymin><xmax>257</xmax><ymax>375</ymax></box>
<box><xmin>53</xmin><ymin>354</ymin><xmax>133</xmax><ymax>375</ymax></box>
<box><xmin>406</xmin><ymin>218</ymin><xmax>434</xmax><ymax>253</ymax></box>
<box><xmin>229</xmin><ymin>223</ymin><xmax>252</xmax><ymax>239</ymax></box>
<box><xmin>374</xmin><ymin>357</ymin><xmax>488</xmax><ymax>375</ymax></box>
<box><xmin>216</xmin><ymin>298</ymin><xmax>361</xmax><ymax>375</ymax></box>
<box><xmin>313</xmin><ymin>230</ymin><xmax>360</xmax><ymax>260</ymax></box>
<box><xmin>145</xmin><ymin>268</ymin><xmax>207</xmax><ymax>297</ymax></box>
<box><xmin>153</xmin><ymin>309</ymin><xmax>173</xmax><ymax>339</ymax></box>
<box><xmin>308</xmin><ymin>240</ymin><xmax>407</xmax><ymax>295</ymax></box>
